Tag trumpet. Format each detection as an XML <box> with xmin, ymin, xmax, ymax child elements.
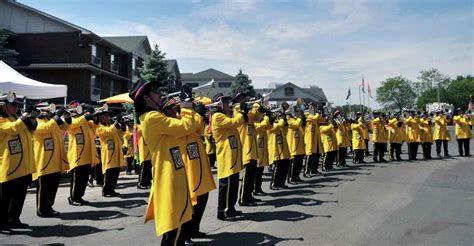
<box><xmin>36</xmin><ymin>103</ymin><xmax>57</xmax><ymax>114</ymax></box>
<box><xmin>205</xmin><ymin>101</ymin><xmax>223</xmax><ymax>109</ymax></box>
<box><xmin>167</xmin><ymin>79</ymin><xmax>216</xmax><ymax>98</ymax></box>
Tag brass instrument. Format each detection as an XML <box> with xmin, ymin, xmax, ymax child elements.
<box><xmin>167</xmin><ymin>79</ymin><xmax>215</xmax><ymax>98</ymax></box>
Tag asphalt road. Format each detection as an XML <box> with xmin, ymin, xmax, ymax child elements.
<box><xmin>1</xmin><ymin>127</ymin><xmax>473</xmax><ymax>245</ymax></box>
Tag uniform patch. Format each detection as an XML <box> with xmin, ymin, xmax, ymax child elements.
<box><xmin>8</xmin><ymin>139</ymin><xmax>22</xmax><ymax>155</ymax></box>
<box><xmin>327</xmin><ymin>135</ymin><xmax>333</xmax><ymax>142</ymax></box>
<box><xmin>228</xmin><ymin>135</ymin><xmax>238</xmax><ymax>149</ymax></box>
<box><xmin>170</xmin><ymin>147</ymin><xmax>184</xmax><ymax>170</ymax></box>
<box><xmin>107</xmin><ymin>139</ymin><xmax>114</xmax><ymax>150</ymax></box>
<box><xmin>276</xmin><ymin>134</ymin><xmax>283</xmax><ymax>144</ymax></box>
<box><xmin>311</xmin><ymin>125</ymin><xmax>315</xmax><ymax>133</ymax></box>
<box><xmin>75</xmin><ymin>133</ymin><xmax>85</xmax><ymax>144</ymax></box>
<box><xmin>187</xmin><ymin>142</ymin><xmax>200</xmax><ymax>159</ymax></box>
<box><xmin>247</xmin><ymin>125</ymin><xmax>253</xmax><ymax>135</ymax></box>
<box><xmin>258</xmin><ymin>138</ymin><xmax>265</xmax><ymax>148</ymax></box>
<box><xmin>44</xmin><ymin>138</ymin><xmax>54</xmax><ymax>151</ymax></box>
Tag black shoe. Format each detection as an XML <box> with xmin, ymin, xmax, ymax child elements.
<box><xmin>445</xmin><ymin>154</ymin><xmax>451</xmax><ymax>157</ymax></box>
<box><xmin>290</xmin><ymin>177</ymin><xmax>305</xmax><ymax>183</ymax></box>
<box><xmin>217</xmin><ymin>213</ymin><xmax>236</xmax><ymax>221</ymax></box>
<box><xmin>184</xmin><ymin>239</ymin><xmax>194</xmax><ymax>245</ymax></box>
<box><xmin>75</xmin><ymin>198</ymin><xmax>90</xmax><ymax>205</ymax></box>
<box><xmin>277</xmin><ymin>185</ymin><xmax>289</xmax><ymax>189</ymax></box>
<box><xmin>191</xmin><ymin>231</ymin><xmax>207</xmax><ymax>238</ymax></box>
<box><xmin>380</xmin><ymin>159</ymin><xmax>388</xmax><ymax>163</ymax></box>
<box><xmin>68</xmin><ymin>197</ymin><xmax>81</xmax><ymax>206</ymax></box>
<box><xmin>239</xmin><ymin>201</ymin><xmax>257</xmax><ymax>207</ymax></box>
<box><xmin>303</xmin><ymin>173</ymin><xmax>311</xmax><ymax>178</ymax></box>
<box><xmin>88</xmin><ymin>180</ymin><xmax>95</xmax><ymax>187</ymax></box>
<box><xmin>103</xmin><ymin>191</ymin><xmax>121</xmax><ymax>197</ymax></box>
<box><xmin>126</xmin><ymin>171</ymin><xmax>132</xmax><ymax>175</ymax></box>
<box><xmin>269</xmin><ymin>185</ymin><xmax>280</xmax><ymax>190</ymax></box>
<box><xmin>0</xmin><ymin>224</ymin><xmax>13</xmax><ymax>235</ymax></box>
<box><xmin>250</xmin><ymin>197</ymin><xmax>262</xmax><ymax>203</ymax></box>
<box><xmin>8</xmin><ymin>220</ymin><xmax>29</xmax><ymax>229</ymax></box>
<box><xmin>49</xmin><ymin>209</ymin><xmax>60</xmax><ymax>216</ymax></box>
<box><xmin>137</xmin><ymin>184</ymin><xmax>148</xmax><ymax>189</ymax></box>
<box><xmin>310</xmin><ymin>171</ymin><xmax>321</xmax><ymax>175</ymax></box>
<box><xmin>37</xmin><ymin>210</ymin><xmax>57</xmax><ymax>218</ymax></box>
<box><xmin>226</xmin><ymin>210</ymin><xmax>243</xmax><ymax>217</ymax></box>
<box><xmin>373</xmin><ymin>159</ymin><xmax>379</xmax><ymax>163</ymax></box>
<box><xmin>253</xmin><ymin>191</ymin><xmax>268</xmax><ymax>196</ymax></box>
<box><xmin>466</xmin><ymin>154</ymin><xmax>472</xmax><ymax>157</ymax></box>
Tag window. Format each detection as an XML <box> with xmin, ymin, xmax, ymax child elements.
<box><xmin>91</xmin><ymin>44</ymin><xmax>102</xmax><ymax>66</ymax></box>
<box><xmin>110</xmin><ymin>80</ymin><xmax>120</xmax><ymax>96</ymax></box>
<box><xmin>185</xmin><ymin>82</ymin><xmax>199</xmax><ymax>88</ymax></box>
<box><xmin>131</xmin><ymin>57</ymin><xmax>139</xmax><ymax>82</ymax></box>
<box><xmin>90</xmin><ymin>74</ymin><xmax>101</xmax><ymax>101</ymax></box>
<box><xmin>110</xmin><ymin>52</ymin><xmax>119</xmax><ymax>73</ymax></box>
<box><xmin>285</xmin><ymin>87</ymin><xmax>294</xmax><ymax>96</ymax></box>
<box><xmin>219</xmin><ymin>82</ymin><xmax>232</xmax><ymax>88</ymax></box>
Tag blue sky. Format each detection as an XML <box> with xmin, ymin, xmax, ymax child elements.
<box><xmin>20</xmin><ymin>0</ymin><xmax>473</xmax><ymax>106</ymax></box>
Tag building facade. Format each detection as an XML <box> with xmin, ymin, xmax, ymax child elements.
<box><xmin>255</xmin><ymin>82</ymin><xmax>327</xmax><ymax>108</ymax></box>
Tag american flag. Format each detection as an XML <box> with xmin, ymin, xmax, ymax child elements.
<box><xmin>368</xmin><ymin>83</ymin><xmax>372</xmax><ymax>98</ymax></box>
<box><xmin>360</xmin><ymin>77</ymin><xmax>365</xmax><ymax>93</ymax></box>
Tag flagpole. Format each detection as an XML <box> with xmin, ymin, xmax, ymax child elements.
<box><xmin>359</xmin><ymin>85</ymin><xmax>362</xmax><ymax>112</ymax></box>
<box><xmin>349</xmin><ymin>88</ymin><xmax>352</xmax><ymax>114</ymax></box>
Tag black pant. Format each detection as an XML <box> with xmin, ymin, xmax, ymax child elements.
<box><xmin>323</xmin><ymin>151</ymin><xmax>337</xmax><ymax>170</ymax></box>
<box><xmin>390</xmin><ymin>143</ymin><xmax>402</xmax><ymax>160</ymax></box>
<box><xmin>304</xmin><ymin>154</ymin><xmax>316</xmax><ymax>175</ymax></box>
<box><xmin>138</xmin><ymin>160</ymin><xmax>152</xmax><ymax>187</ymax></box>
<box><xmin>290</xmin><ymin>155</ymin><xmax>304</xmax><ymax>179</ymax></box>
<box><xmin>373</xmin><ymin>142</ymin><xmax>386</xmax><ymax>161</ymax></box>
<box><xmin>311</xmin><ymin>153</ymin><xmax>321</xmax><ymax>174</ymax></box>
<box><xmin>0</xmin><ymin>174</ymin><xmax>32</xmax><ymax>226</ymax></box>
<box><xmin>408</xmin><ymin>142</ymin><xmax>419</xmax><ymax>160</ymax></box>
<box><xmin>422</xmin><ymin>142</ymin><xmax>432</xmax><ymax>159</ymax></box>
<box><xmin>457</xmin><ymin>138</ymin><xmax>471</xmax><ymax>156</ymax></box>
<box><xmin>271</xmin><ymin>159</ymin><xmax>289</xmax><ymax>187</ymax></box>
<box><xmin>240</xmin><ymin>160</ymin><xmax>257</xmax><ymax>203</ymax></box>
<box><xmin>364</xmin><ymin>139</ymin><xmax>370</xmax><ymax>155</ymax></box>
<box><xmin>353</xmin><ymin>149</ymin><xmax>365</xmax><ymax>163</ymax></box>
<box><xmin>161</xmin><ymin>227</ymin><xmax>184</xmax><ymax>246</ymax></box>
<box><xmin>70</xmin><ymin>164</ymin><xmax>91</xmax><ymax>201</ymax></box>
<box><xmin>103</xmin><ymin>167</ymin><xmax>120</xmax><ymax>195</ymax></box>
<box><xmin>254</xmin><ymin>166</ymin><xmax>264</xmax><ymax>193</ymax></box>
<box><xmin>126</xmin><ymin>157</ymin><xmax>134</xmax><ymax>173</ymax></box>
<box><xmin>36</xmin><ymin>172</ymin><xmax>61</xmax><ymax>214</ymax></box>
<box><xmin>218</xmin><ymin>172</ymin><xmax>239</xmax><ymax>215</ymax></box>
<box><xmin>182</xmin><ymin>192</ymin><xmax>209</xmax><ymax>239</ymax></box>
<box><xmin>208</xmin><ymin>153</ymin><xmax>216</xmax><ymax>168</ymax></box>
<box><xmin>337</xmin><ymin>147</ymin><xmax>347</xmax><ymax>166</ymax></box>
<box><xmin>435</xmin><ymin>140</ymin><xmax>449</xmax><ymax>156</ymax></box>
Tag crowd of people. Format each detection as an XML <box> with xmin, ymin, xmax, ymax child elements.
<box><xmin>0</xmin><ymin>82</ymin><xmax>472</xmax><ymax>245</ymax></box>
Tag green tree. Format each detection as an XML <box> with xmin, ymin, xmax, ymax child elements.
<box><xmin>376</xmin><ymin>76</ymin><xmax>416</xmax><ymax>113</ymax></box>
<box><xmin>0</xmin><ymin>32</ymin><xmax>19</xmax><ymax>66</ymax></box>
<box><xmin>230</xmin><ymin>69</ymin><xmax>255</xmax><ymax>97</ymax></box>
<box><xmin>139</xmin><ymin>44</ymin><xmax>175</xmax><ymax>92</ymax></box>
<box><xmin>414</xmin><ymin>68</ymin><xmax>451</xmax><ymax>108</ymax></box>
<box><xmin>445</xmin><ymin>75</ymin><xmax>474</xmax><ymax>109</ymax></box>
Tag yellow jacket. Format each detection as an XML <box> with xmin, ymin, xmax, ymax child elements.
<box><xmin>96</xmin><ymin>124</ymin><xmax>125</xmax><ymax>174</ymax></box>
<box><xmin>304</xmin><ymin>113</ymin><xmax>323</xmax><ymax>155</ymax></box>
<box><xmin>141</xmin><ymin>108</ymin><xmax>196</xmax><ymax>237</ymax></box>
<box><xmin>0</xmin><ymin>115</ymin><xmax>35</xmax><ymax>183</ymax></box>
<box><xmin>181</xmin><ymin>114</ymin><xmax>216</xmax><ymax>202</ymax></box>
<box><xmin>204</xmin><ymin>125</ymin><xmax>215</xmax><ymax>155</ymax></box>
<box><xmin>320</xmin><ymin>124</ymin><xmax>338</xmax><ymax>152</ymax></box>
<box><xmin>362</xmin><ymin>121</ymin><xmax>370</xmax><ymax>140</ymax></box>
<box><xmin>433</xmin><ymin>115</ymin><xmax>450</xmax><ymax>141</ymax></box>
<box><xmin>123</xmin><ymin>126</ymin><xmax>134</xmax><ymax>158</ymax></box>
<box><xmin>453</xmin><ymin>115</ymin><xmax>472</xmax><ymax>139</ymax></box>
<box><xmin>351</xmin><ymin>119</ymin><xmax>366</xmax><ymax>150</ymax></box>
<box><xmin>388</xmin><ymin>118</ymin><xmax>404</xmax><ymax>144</ymax></box>
<box><xmin>67</xmin><ymin>115</ymin><xmax>99</xmax><ymax>170</ymax></box>
<box><xmin>287</xmin><ymin>117</ymin><xmax>305</xmax><ymax>156</ymax></box>
<box><xmin>255</xmin><ymin>116</ymin><xmax>271</xmax><ymax>167</ymax></box>
<box><xmin>234</xmin><ymin>104</ymin><xmax>263</xmax><ymax>165</ymax></box>
<box><xmin>268</xmin><ymin>118</ymin><xmax>290</xmax><ymax>164</ymax></box>
<box><xmin>371</xmin><ymin>117</ymin><xmax>388</xmax><ymax>143</ymax></box>
<box><xmin>211</xmin><ymin>111</ymin><xmax>244</xmax><ymax>179</ymax></box>
<box><xmin>336</xmin><ymin>121</ymin><xmax>351</xmax><ymax>148</ymax></box>
<box><xmin>137</xmin><ymin>125</ymin><xmax>151</xmax><ymax>164</ymax></box>
<box><xmin>404</xmin><ymin>116</ymin><xmax>421</xmax><ymax>143</ymax></box>
<box><xmin>33</xmin><ymin>118</ymin><xmax>69</xmax><ymax>180</ymax></box>
<box><xmin>419</xmin><ymin>118</ymin><xmax>433</xmax><ymax>143</ymax></box>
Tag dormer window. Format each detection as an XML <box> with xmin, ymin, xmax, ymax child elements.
<box><xmin>285</xmin><ymin>87</ymin><xmax>294</xmax><ymax>96</ymax></box>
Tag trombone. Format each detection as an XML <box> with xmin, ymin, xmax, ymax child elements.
<box><xmin>166</xmin><ymin>79</ymin><xmax>216</xmax><ymax>98</ymax></box>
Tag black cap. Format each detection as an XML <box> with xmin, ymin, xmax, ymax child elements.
<box><xmin>231</xmin><ymin>91</ymin><xmax>247</xmax><ymax>103</ymax></box>
<box><xmin>212</xmin><ymin>93</ymin><xmax>231</xmax><ymax>103</ymax></box>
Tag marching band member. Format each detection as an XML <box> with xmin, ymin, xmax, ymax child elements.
<box><xmin>404</xmin><ymin>110</ymin><xmax>422</xmax><ymax>160</ymax></box>
<box><xmin>95</xmin><ymin>105</ymin><xmax>125</xmax><ymax>197</ymax></box>
<box><xmin>210</xmin><ymin>93</ymin><xmax>245</xmax><ymax>221</ymax></box>
<box><xmin>33</xmin><ymin>103</ymin><xmax>70</xmax><ymax>217</ymax></box>
<box><xmin>351</xmin><ymin>113</ymin><xmax>367</xmax><ymax>164</ymax></box>
<box><xmin>419</xmin><ymin>112</ymin><xmax>434</xmax><ymax>159</ymax></box>
<box><xmin>122</xmin><ymin>118</ymin><xmax>135</xmax><ymax>175</ymax></box>
<box><xmin>371</xmin><ymin>111</ymin><xmax>388</xmax><ymax>163</ymax></box>
<box><xmin>388</xmin><ymin>114</ymin><xmax>404</xmax><ymax>161</ymax></box>
<box><xmin>363</xmin><ymin>114</ymin><xmax>371</xmax><ymax>156</ymax></box>
<box><xmin>268</xmin><ymin>103</ymin><xmax>291</xmax><ymax>189</ymax></box>
<box><xmin>303</xmin><ymin>108</ymin><xmax>323</xmax><ymax>177</ymax></box>
<box><xmin>0</xmin><ymin>91</ymin><xmax>36</xmax><ymax>231</ymax></box>
<box><xmin>452</xmin><ymin>108</ymin><xmax>472</xmax><ymax>157</ymax></box>
<box><xmin>233</xmin><ymin>92</ymin><xmax>265</xmax><ymax>206</ymax></box>
<box><xmin>433</xmin><ymin>109</ymin><xmax>451</xmax><ymax>158</ymax></box>
<box><xmin>131</xmin><ymin>80</ymin><xmax>197</xmax><ymax>245</ymax></box>
<box><xmin>287</xmin><ymin>108</ymin><xmax>305</xmax><ymax>183</ymax></box>
<box><xmin>320</xmin><ymin>113</ymin><xmax>338</xmax><ymax>171</ymax></box>
<box><xmin>137</xmin><ymin>124</ymin><xmax>152</xmax><ymax>189</ymax></box>
<box><xmin>335</xmin><ymin>113</ymin><xmax>351</xmax><ymax>167</ymax></box>
<box><xmin>204</xmin><ymin>122</ymin><xmax>216</xmax><ymax>169</ymax></box>
<box><xmin>254</xmin><ymin>111</ymin><xmax>272</xmax><ymax>196</ymax></box>
<box><xmin>66</xmin><ymin>101</ymin><xmax>99</xmax><ymax>206</ymax></box>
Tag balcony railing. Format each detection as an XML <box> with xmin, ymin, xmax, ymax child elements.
<box><xmin>111</xmin><ymin>63</ymin><xmax>119</xmax><ymax>73</ymax></box>
<box><xmin>91</xmin><ymin>55</ymin><xmax>102</xmax><ymax>67</ymax></box>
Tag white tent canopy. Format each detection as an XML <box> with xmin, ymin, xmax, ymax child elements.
<box><xmin>0</xmin><ymin>60</ymin><xmax>67</xmax><ymax>99</ymax></box>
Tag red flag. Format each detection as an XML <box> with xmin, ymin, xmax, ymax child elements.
<box><xmin>368</xmin><ymin>83</ymin><xmax>372</xmax><ymax>98</ymax></box>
